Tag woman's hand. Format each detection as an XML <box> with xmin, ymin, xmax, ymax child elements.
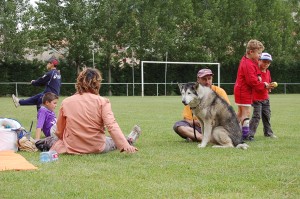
<box><xmin>120</xmin><ymin>145</ymin><xmax>138</xmax><ymax>153</ymax></box>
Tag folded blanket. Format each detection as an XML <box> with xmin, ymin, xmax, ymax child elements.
<box><xmin>0</xmin><ymin>150</ymin><xmax>38</xmax><ymax>171</ymax></box>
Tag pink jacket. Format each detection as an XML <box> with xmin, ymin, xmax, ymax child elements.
<box><xmin>51</xmin><ymin>93</ymin><xmax>131</xmax><ymax>154</ymax></box>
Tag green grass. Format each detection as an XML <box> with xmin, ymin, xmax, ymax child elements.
<box><xmin>0</xmin><ymin>94</ymin><xmax>299</xmax><ymax>199</ymax></box>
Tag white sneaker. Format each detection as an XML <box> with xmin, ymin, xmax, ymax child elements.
<box><xmin>270</xmin><ymin>134</ymin><xmax>278</xmax><ymax>139</ymax></box>
<box><xmin>127</xmin><ymin>125</ymin><xmax>141</xmax><ymax>145</ymax></box>
<box><xmin>12</xmin><ymin>94</ymin><xmax>20</xmax><ymax>108</ymax></box>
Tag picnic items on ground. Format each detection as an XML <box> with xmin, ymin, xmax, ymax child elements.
<box><xmin>0</xmin><ymin>118</ymin><xmax>21</xmax><ymax>152</ymax></box>
<box><xmin>0</xmin><ymin>118</ymin><xmax>37</xmax><ymax>152</ymax></box>
<box><xmin>0</xmin><ymin>150</ymin><xmax>38</xmax><ymax>171</ymax></box>
<box><xmin>40</xmin><ymin>150</ymin><xmax>59</xmax><ymax>163</ymax></box>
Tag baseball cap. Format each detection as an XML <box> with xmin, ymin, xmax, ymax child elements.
<box><xmin>48</xmin><ymin>57</ymin><xmax>59</xmax><ymax>66</ymax></box>
<box><xmin>197</xmin><ymin>69</ymin><xmax>213</xmax><ymax>78</ymax></box>
<box><xmin>260</xmin><ymin>53</ymin><xmax>272</xmax><ymax>61</ymax></box>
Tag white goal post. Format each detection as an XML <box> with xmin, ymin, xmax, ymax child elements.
<box><xmin>141</xmin><ymin>61</ymin><xmax>221</xmax><ymax>97</ymax></box>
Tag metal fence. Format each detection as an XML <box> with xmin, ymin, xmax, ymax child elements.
<box><xmin>1</xmin><ymin>82</ymin><xmax>300</xmax><ymax>96</ymax></box>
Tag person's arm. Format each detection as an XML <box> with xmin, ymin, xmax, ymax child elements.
<box><xmin>120</xmin><ymin>145</ymin><xmax>138</xmax><ymax>153</ymax></box>
<box><xmin>243</xmin><ymin>62</ymin><xmax>266</xmax><ymax>91</ymax></box>
<box><xmin>35</xmin><ymin>128</ymin><xmax>42</xmax><ymax>140</ymax></box>
<box><xmin>102</xmin><ymin>98</ymin><xmax>137</xmax><ymax>153</ymax></box>
<box><xmin>36</xmin><ymin>108</ymin><xmax>46</xmax><ymax>139</ymax></box>
<box><xmin>31</xmin><ymin>71</ymin><xmax>52</xmax><ymax>86</ymax></box>
<box><xmin>55</xmin><ymin>105</ymin><xmax>66</xmax><ymax>140</ymax></box>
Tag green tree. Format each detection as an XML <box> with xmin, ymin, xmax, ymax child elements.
<box><xmin>33</xmin><ymin>0</ymin><xmax>95</xmax><ymax>74</ymax></box>
<box><xmin>2</xmin><ymin>0</ymin><xmax>298</xmax><ymax>95</ymax></box>
<box><xmin>0</xmin><ymin>0</ymin><xmax>32</xmax><ymax>62</ymax></box>
<box><xmin>91</xmin><ymin>0</ymin><xmax>136</xmax><ymax>95</ymax></box>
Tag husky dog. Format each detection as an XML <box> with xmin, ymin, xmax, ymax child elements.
<box><xmin>179</xmin><ymin>82</ymin><xmax>248</xmax><ymax>149</ymax></box>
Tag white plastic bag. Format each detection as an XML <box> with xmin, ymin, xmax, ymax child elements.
<box><xmin>0</xmin><ymin>118</ymin><xmax>21</xmax><ymax>152</ymax></box>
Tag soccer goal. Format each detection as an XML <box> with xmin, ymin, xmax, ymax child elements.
<box><xmin>141</xmin><ymin>61</ymin><xmax>221</xmax><ymax>97</ymax></box>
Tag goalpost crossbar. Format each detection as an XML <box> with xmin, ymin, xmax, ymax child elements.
<box><xmin>141</xmin><ymin>61</ymin><xmax>221</xmax><ymax>97</ymax></box>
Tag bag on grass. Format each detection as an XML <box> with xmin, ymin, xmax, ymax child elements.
<box><xmin>0</xmin><ymin>118</ymin><xmax>22</xmax><ymax>152</ymax></box>
<box><xmin>18</xmin><ymin>136</ymin><xmax>38</xmax><ymax>152</ymax></box>
<box><xmin>0</xmin><ymin>118</ymin><xmax>37</xmax><ymax>152</ymax></box>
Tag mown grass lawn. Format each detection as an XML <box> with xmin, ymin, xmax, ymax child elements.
<box><xmin>0</xmin><ymin>94</ymin><xmax>299</xmax><ymax>198</ymax></box>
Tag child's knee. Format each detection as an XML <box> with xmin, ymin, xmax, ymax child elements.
<box><xmin>242</xmin><ymin>107</ymin><xmax>251</xmax><ymax>117</ymax></box>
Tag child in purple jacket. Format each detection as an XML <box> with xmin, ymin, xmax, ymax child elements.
<box><xmin>35</xmin><ymin>92</ymin><xmax>58</xmax><ymax>140</ymax></box>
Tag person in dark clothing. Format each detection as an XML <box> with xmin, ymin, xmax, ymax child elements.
<box><xmin>12</xmin><ymin>57</ymin><xmax>61</xmax><ymax>111</ymax></box>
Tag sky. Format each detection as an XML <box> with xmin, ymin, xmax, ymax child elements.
<box><xmin>29</xmin><ymin>0</ymin><xmax>38</xmax><ymax>6</ymax></box>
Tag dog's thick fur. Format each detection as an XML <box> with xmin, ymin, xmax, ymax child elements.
<box><xmin>179</xmin><ymin>82</ymin><xmax>248</xmax><ymax>149</ymax></box>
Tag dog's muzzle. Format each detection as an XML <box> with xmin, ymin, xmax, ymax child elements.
<box><xmin>182</xmin><ymin>100</ymin><xmax>188</xmax><ymax>106</ymax></box>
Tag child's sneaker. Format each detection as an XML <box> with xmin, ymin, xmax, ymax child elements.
<box><xmin>127</xmin><ymin>125</ymin><xmax>141</xmax><ymax>145</ymax></box>
<box><xmin>241</xmin><ymin>118</ymin><xmax>250</xmax><ymax>139</ymax></box>
<box><xmin>12</xmin><ymin>94</ymin><xmax>20</xmax><ymax>108</ymax></box>
<box><xmin>270</xmin><ymin>134</ymin><xmax>278</xmax><ymax>139</ymax></box>
<box><xmin>266</xmin><ymin>134</ymin><xmax>278</xmax><ymax>139</ymax></box>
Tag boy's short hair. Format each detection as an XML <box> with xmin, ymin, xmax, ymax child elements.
<box><xmin>246</xmin><ymin>39</ymin><xmax>265</xmax><ymax>53</ymax></box>
<box><xmin>42</xmin><ymin>92</ymin><xmax>58</xmax><ymax>104</ymax></box>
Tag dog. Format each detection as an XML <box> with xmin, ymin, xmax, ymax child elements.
<box><xmin>179</xmin><ymin>82</ymin><xmax>248</xmax><ymax>149</ymax></box>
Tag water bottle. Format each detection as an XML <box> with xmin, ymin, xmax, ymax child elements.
<box><xmin>49</xmin><ymin>150</ymin><xmax>59</xmax><ymax>161</ymax></box>
<box><xmin>40</xmin><ymin>150</ymin><xmax>58</xmax><ymax>163</ymax></box>
<box><xmin>40</xmin><ymin>152</ymin><xmax>51</xmax><ymax>163</ymax></box>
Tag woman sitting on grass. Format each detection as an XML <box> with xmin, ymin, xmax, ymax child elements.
<box><xmin>51</xmin><ymin>67</ymin><xmax>141</xmax><ymax>154</ymax></box>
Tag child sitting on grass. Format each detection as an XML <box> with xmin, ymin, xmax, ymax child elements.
<box><xmin>35</xmin><ymin>92</ymin><xmax>58</xmax><ymax>140</ymax></box>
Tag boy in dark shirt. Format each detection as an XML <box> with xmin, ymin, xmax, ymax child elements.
<box><xmin>12</xmin><ymin>57</ymin><xmax>61</xmax><ymax>111</ymax></box>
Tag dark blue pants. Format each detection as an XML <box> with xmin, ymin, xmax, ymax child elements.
<box><xmin>19</xmin><ymin>93</ymin><xmax>43</xmax><ymax>111</ymax></box>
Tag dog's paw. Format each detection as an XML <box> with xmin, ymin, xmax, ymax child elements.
<box><xmin>197</xmin><ymin>143</ymin><xmax>206</xmax><ymax>148</ymax></box>
<box><xmin>236</xmin><ymin>143</ymin><xmax>249</xmax><ymax>150</ymax></box>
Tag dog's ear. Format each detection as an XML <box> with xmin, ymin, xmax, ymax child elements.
<box><xmin>194</xmin><ymin>82</ymin><xmax>199</xmax><ymax>90</ymax></box>
<box><xmin>178</xmin><ymin>83</ymin><xmax>184</xmax><ymax>91</ymax></box>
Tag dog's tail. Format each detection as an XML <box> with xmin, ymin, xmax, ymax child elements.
<box><xmin>236</xmin><ymin>143</ymin><xmax>249</xmax><ymax>150</ymax></box>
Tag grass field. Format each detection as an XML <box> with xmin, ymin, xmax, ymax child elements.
<box><xmin>0</xmin><ymin>94</ymin><xmax>299</xmax><ymax>199</ymax></box>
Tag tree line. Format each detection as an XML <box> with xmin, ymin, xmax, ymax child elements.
<box><xmin>1</xmin><ymin>0</ymin><xmax>299</xmax><ymax>96</ymax></box>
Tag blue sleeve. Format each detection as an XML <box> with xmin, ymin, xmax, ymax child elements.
<box><xmin>32</xmin><ymin>71</ymin><xmax>52</xmax><ymax>86</ymax></box>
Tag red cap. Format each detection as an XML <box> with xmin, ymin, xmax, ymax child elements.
<box><xmin>48</xmin><ymin>57</ymin><xmax>59</xmax><ymax>66</ymax></box>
